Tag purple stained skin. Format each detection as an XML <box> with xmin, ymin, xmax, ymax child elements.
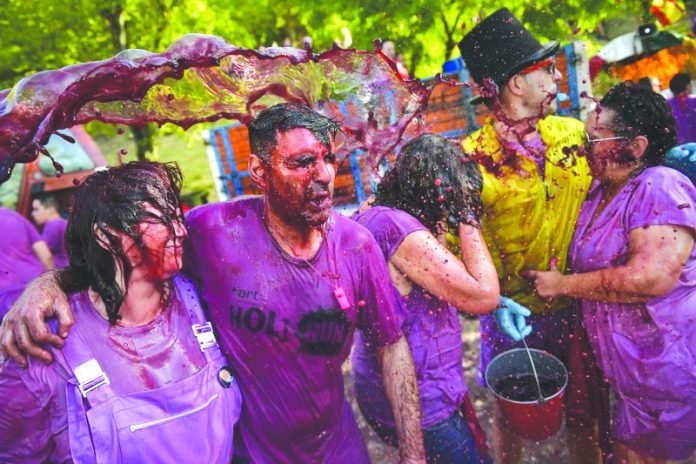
<box><xmin>0</xmin><ymin>34</ymin><xmax>431</xmax><ymax>182</ymax></box>
<box><xmin>569</xmin><ymin>166</ymin><xmax>696</xmax><ymax>460</ymax></box>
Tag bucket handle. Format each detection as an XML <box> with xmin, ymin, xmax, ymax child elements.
<box><xmin>521</xmin><ymin>338</ymin><xmax>546</xmax><ymax>404</ymax></box>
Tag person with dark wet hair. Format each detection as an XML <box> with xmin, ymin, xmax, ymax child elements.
<box><xmin>1</xmin><ymin>105</ymin><xmax>426</xmax><ymax>464</ymax></box>
<box><xmin>528</xmin><ymin>81</ymin><xmax>696</xmax><ymax>463</ymax></box>
<box><xmin>667</xmin><ymin>72</ymin><xmax>696</xmax><ymax>144</ymax></box>
<box><xmin>458</xmin><ymin>8</ymin><xmax>596</xmax><ymax>464</ymax></box>
<box><xmin>31</xmin><ymin>194</ymin><xmax>69</xmax><ymax>268</ymax></box>
<box><xmin>352</xmin><ymin>133</ymin><xmax>529</xmax><ymax>463</ymax></box>
<box><xmin>248</xmin><ymin>103</ymin><xmax>341</xmax><ymax>164</ymax></box>
<box><xmin>0</xmin><ymin>161</ymin><xmax>241</xmax><ymax>462</ymax></box>
<box><xmin>636</xmin><ymin>76</ymin><xmax>661</xmax><ymax>94</ymax></box>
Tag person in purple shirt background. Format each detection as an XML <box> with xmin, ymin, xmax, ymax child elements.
<box><xmin>528</xmin><ymin>82</ymin><xmax>696</xmax><ymax>463</ymax></box>
<box><xmin>0</xmin><ymin>104</ymin><xmax>426</xmax><ymax>464</ymax></box>
<box><xmin>352</xmin><ymin>134</ymin><xmax>532</xmax><ymax>464</ymax></box>
<box><xmin>31</xmin><ymin>194</ymin><xmax>69</xmax><ymax>268</ymax></box>
<box><xmin>667</xmin><ymin>73</ymin><xmax>696</xmax><ymax>145</ymax></box>
<box><xmin>0</xmin><ymin>161</ymin><xmax>241</xmax><ymax>463</ymax></box>
<box><xmin>0</xmin><ymin>206</ymin><xmax>53</xmax><ymax>318</ymax></box>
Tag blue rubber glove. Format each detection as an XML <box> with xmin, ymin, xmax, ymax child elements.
<box><xmin>664</xmin><ymin>143</ymin><xmax>696</xmax><ymax>185</ymax></box>
<box><xmin>494</xmin><ymin>296</ymin><xmax>533</xmax><ymax>342</ymax></box>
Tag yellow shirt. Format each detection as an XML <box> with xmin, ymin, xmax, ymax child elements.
<box><xmin>460</xmin><ymin>116</ymin><xmax>591</xmax><ymax>314</ymax></box>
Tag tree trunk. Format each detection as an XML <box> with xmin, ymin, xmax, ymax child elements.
<box><xmin>409</xmin><ymin>43</ymin><xmax>424</xmax><ymax>77</ymax></box>
<box><xmin>444</xmin><ymin>39</ymin><xmax>456</xmax><ymax>62</ymax></box>
<box><xmin>101</xmin><ymin>3</ymin><xmax>155</xmax><ymax>160</ymax></box>
<box><xmin>131</xmin><ymin>125</ymin><xmax>155</xmax><ymax>161</ymax></box>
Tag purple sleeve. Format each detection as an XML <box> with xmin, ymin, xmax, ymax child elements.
<box><xmin>41</xmin><ymin>220</ymin><xmax>62</xmax><ymax>252</ymax></box>
<box><xmin>355</xmin><ymin>231</ymin><xmax>403</xmax><ymax>347</ymax></box>
<box><xmin>626</xmin><ymin>167</ymin><xmax>696</xmax><ymax>233</ymax></box>
<box><xmin>0</xmin><ymin>359</ymin><xmax>57</xmax><ymax>461</ymax></box>
<box><xmin>363</xmin><ymin>208</ymin><xmax>428</xmax><ymax>261</ymax></box>
<box><xmin>182</xmin><ymin>206</ymin><xmax>207</xmax><ymax>282</ymax></box>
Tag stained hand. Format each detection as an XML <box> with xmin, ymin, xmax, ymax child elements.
<box><xmin>0</xmin><ymin>273</ymin><xmax>73</xmax><ymax>367</ymax></box>
<box><xmin>494</xmin><ymin>296</ymin><xmax>532</xmax><ymax>342</ymax></box>
<box><xmin>524</xmin><ymin>258</ymin><xmax>565</xmax><ymax>300</ymax></box>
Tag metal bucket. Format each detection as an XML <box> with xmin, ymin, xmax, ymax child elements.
<box><xmin>485</xmin><ymin>348</ymin><xmax>568</xmax><ymax>441</ymax></box>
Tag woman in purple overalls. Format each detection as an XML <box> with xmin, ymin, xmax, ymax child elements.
<box><xmin>0</xmin><ymin>161</ymin><xmax>241</xmax><ymax>463</ymax></box>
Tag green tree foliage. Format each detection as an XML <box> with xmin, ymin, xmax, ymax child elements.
<box><xmin>0</xmin><ymin>0</ymin><xmax>657</xmax><ymax>147</ymax></box>
<box><xmin>2</xmin><ymin>0</ymin><xmax>654</xmax><ymax>85</ymax></box>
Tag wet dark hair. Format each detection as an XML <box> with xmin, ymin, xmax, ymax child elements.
<box><xmin>373</xmin><ymin>133</ymin><xmax>483</xmax><ymax>233</ymax></box>
<box><xmin>636</xmin><ymin>77</ymin><xmax>654</xmax><ymax>92</ymax></box>
<box><xmin>600</xmin><ymin>82</ymin><xmax>677</xmax><ymax>166</ymax></box>
<box><xmin>669</xmin><ymin>73</ymin><xmax>691</xmax><ymax>95</ymax></box>
<box><xmin>33</xmin><ymin>194</ymin><xmax>61</xmax><ymax>213</ymax></box>
<box><xmin>58</xmin><ymin>161</ymin><xmax>184</xmax><ymax>324</ymax></box>
<box><xmin>248</xmin><ymin>103</ymin><xmax>341</xmax><ymax>163</ymax></box>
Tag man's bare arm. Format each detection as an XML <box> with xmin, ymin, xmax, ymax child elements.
<box><xmin>0</xmin><ymin>272</ymin><xmax>73</xmax><ymax>367</ymax></box>
<box><xmin>32</xmin><ymin>241</ymin><xmax>55</xmax><ymax>271</ymax></box>
<box><xmin>377</xmin><ymin>335</ymin><xmax>426</xmax><ymax>464</ymax></box>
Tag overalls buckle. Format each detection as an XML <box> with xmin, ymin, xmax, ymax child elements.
<box><xmin>74</xmin><ymin>359</ymin><xmax>110</xmax><ymax>397</ymax></box>
<box><xmin>192</xmin><ymin>322</ymin><xmax>217</xmax><ymax>350</ymax></box>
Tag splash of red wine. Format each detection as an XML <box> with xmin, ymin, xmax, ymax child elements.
<box><xmin>0</xmin><ymin>34</ymin><xmax>430</xmax><ymax>182</ymax></box>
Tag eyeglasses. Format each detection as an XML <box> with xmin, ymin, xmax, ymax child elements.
<box><xmin>584</xmin><ymin>132</ymin><xmax>629</xmax><ymax>153</ymax></box>
<box><xmin>584</xmin><ymin>133</ymin><xmax>628</xmax><ymax>145</ymax></box>
<box><xmin>519</xmin><ymin>58</ymin><xmax>556</xmax><ymax>76</ymax></box>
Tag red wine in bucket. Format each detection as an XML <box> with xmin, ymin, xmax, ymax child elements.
<box><xmin>485</xmin><ymin>348</ymin><xmax>568</xmax><ymax>441</ymax></box>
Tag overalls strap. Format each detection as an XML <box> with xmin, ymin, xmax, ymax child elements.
<box><xmin>60</xmin><ymin>320</ymin><xmax>115</xmax><ymax>406</ymax></box>
<box><xmin>173</xmin><ymin>274</ymin><xmax>225</xmax><ymax>365</ymax></box>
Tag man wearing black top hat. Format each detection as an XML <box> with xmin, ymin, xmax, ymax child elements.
<box><xmin>458</xmin><ymin>8</ymin><xmax>600</xmax><ymax>464</ymax></box>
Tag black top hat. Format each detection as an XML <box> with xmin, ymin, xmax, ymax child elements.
<box><xmin>458</xmin><ymin>8</ymin><xmax>558</xmax><ymax>101</ymax></box>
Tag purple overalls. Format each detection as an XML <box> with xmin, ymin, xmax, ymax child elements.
<box><xmin>58</xmin><ymin>275</ymin><xmax>241</xmax><ymax>463</ymax></box>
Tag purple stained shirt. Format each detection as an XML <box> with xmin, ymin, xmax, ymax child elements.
<box><xmin>569</xmin><ymin>166</ymin><xmax>696</xmax><ymax>459</ymax></box>
<box><xmin>0</xmin><ymin>207</ymin><xmax>46</xmax><ymax>316</ymax></box>
<box><xmin>0</xmin><ymin>207</ymin><xmax>44</xmax><ymax>290</ymax></box>
<box><xmin>668</xmin><ymin>95</ymin><xmax>696</xmax><ymax>145</ymax></box>
<box><xmin>182</xmin><ymin>196</ymin><xmax>401</xmax><ymax>464</ymax></box>
<box><xmin>0</xmin><ymin>287</ymin><xmax>207</xmax><ymax>462</ymax></box>
<box><xmin>42</xmin><ymin>218</ymin><xmax>68</xmax><ymax>268</ymax></box>
<box><xmin>351</xmin><ymin>206</ymin><xmax>466</xmax><ymax>429</ymax></box>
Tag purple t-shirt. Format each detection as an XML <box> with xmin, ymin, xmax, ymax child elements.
<box><xmin>0</xmin><ymin>286</ymin><xmax>207</xmax><ymax>462</ymax></box>
<box><xmin>351</xmin><ymin>206</ymin><xmax>466</xmax><ymax>429</ymax></box>
<box><xmin>0</xmin><ymin>207</ymin><xmax>44</xmax><ymax>290</ymax></box>
<box><xmin>570</xmin><ymin>167</ymin><xmax>696</xmax><ymax>458</ymax></box>
<box><xmin>42</xmin><ymin>218</ymin><xmax>68</xmax><ymax>268</ymax></box>
<box><xmin>668</xmin><ymin>95</ymin><xmax>696</xmax><ymax>145</ymax></box>
<box><xmin>183</xmin><ymin>196</ymin><xmax>401</xmax><ymax>464</ymax></box>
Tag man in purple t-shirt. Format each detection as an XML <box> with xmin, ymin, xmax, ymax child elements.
<box><xmin>31</xmin><ymin>195</ymin><xmax>69</xmax><ymax>268</ymax></box>
<box><xmin>0</xmin><ymin>207</ymin><xmax>54</xmax><ymax>318</ymax></box>
<box><xmin>0</xmin><ymin>105</ymin><xmax>425</xmax><ymax>464</ymax></box>
<box><xmin>667</xmin><ymin>73</ymin><xmax>696</xmax><ymax>145</ymax></box>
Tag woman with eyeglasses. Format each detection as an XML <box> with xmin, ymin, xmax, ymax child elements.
<box><xmin>527</xmin><ymin>82</ymin><xmax>696</xmax><ymax>463</ymax></box>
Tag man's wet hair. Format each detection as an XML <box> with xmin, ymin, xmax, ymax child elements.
<box><xmin>373</xmin><ymin>133</ymin><xmax>483</xmax><ymax>233</ymax></box>
<box><xmin>636</xmin><ymin>77</ymin><xmax>654</xmax><ymax>92</ymax></box>
<box><xmin>248</xmin><ymin>103</ymin><xmax>341</xmax><ymax>163</ymax></box>
<box><xmin>58</xmin><ymin>161</ymin><xmax>184</xmax><ymax>324</ymax></box>
<box><xmin>34</xmin><ymin>194</ymin><xmax>61</xmax><ymax>213</ymax></box>
<box><xmin>600</xmin><ymin>81</ymin><xmax>677</xmax><ymax>166</ymax></box>
<box><xmin>669</xmin><ymin>73</ymin><xmax>691</xmax><ymax>96</ymax></box>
